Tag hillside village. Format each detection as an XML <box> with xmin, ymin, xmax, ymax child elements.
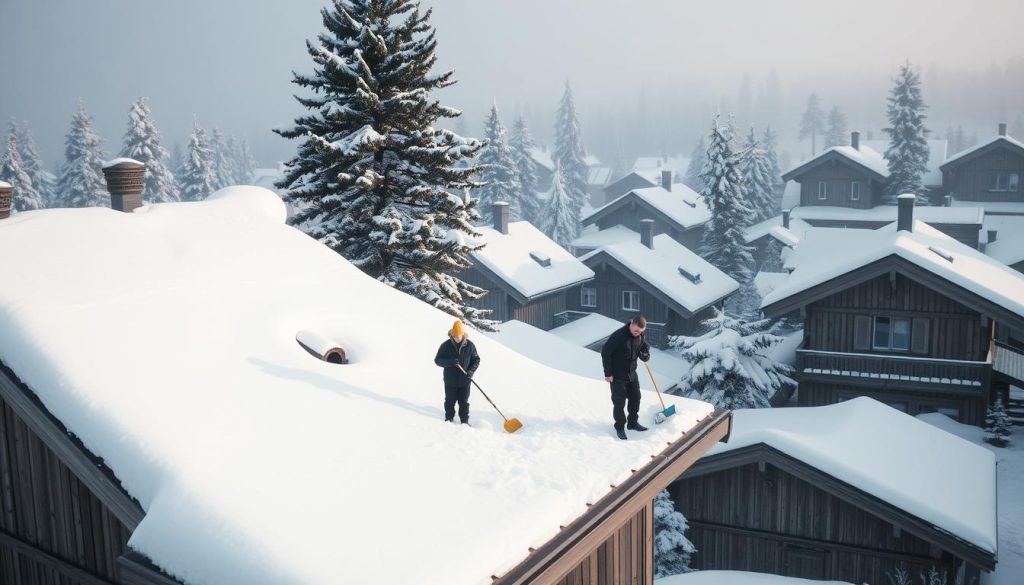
<box><xmin>1</xmin><ymin>1</ymin><xmax>1024</xmax><ymax>585</ymax></box>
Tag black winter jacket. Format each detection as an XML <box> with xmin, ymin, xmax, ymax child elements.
<box><xmin>434</xmin><ymin>336</ymin><xmax>480</xmax><ymax>386</ymax></box>
<box><xmin>600</xmin><ymin>324</ymin><xmax>650</xmax><ymax>382</ymax></box>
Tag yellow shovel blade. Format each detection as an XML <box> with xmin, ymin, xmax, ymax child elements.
<box><xmin>503</xmin><ymin>418</ymin><xmax>523</xmax><ymax>433</ymax></box>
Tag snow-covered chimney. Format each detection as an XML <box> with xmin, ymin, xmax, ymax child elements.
<box><xmin>897</xmin><ymin>194</ymin><xmax>915</xmax><ymax>232</ymax></box>
<box><xmin>782</xmin><ymin>209</ymin><xmax>791</xmax><ymax>229</ymax></box>
<box><xmin>640</xmin><ymin>218</ymin><xmax>655</xmax><ymax>249</ymax></box>
<box><xmin>851</xmin><ymin>131</ymin><xmax>860</xmax><ymax>151</ymax></box>
<box><xmin>0</xmin><ymin>181</ymin><xmax>11</xmax><ymax>220</ymax></box>
<box><xmin>999</xmin><ymin>123</ymin><xmax>1008</xmax><ymax>137</ymax></box>
<box><xmin>988</xmin><ymin>230</ymin><xmax>998</xmax><ymax>245</ymax></box>
<box><xmin>102</xmin><ymin>158</ymin><xmax>146</xmax><ymax>213</ymax></box>
<box><xmin>492</xmin><ymin>201</ymin><xmax>509</xmax><ymax>235</ymax></box>
<box><xmin>661</xmin><ymin>170</ymin><xmax>672</xmax><ymax>191</ymax></box>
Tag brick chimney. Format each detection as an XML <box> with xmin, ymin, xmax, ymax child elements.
<box><xmin>782</xmin><ymin>209</ymin><xmax>791</xmax><ymax>229</ymax></box>
<box><xmin>661</xmin><ymin>170</ymin><xmax>672</xmax><ymax>191</ymax></box>
<box><xmin>640</xmin><ymin>218</ymin><xmax>655</xmax><ymax>249</ymax></box>
<box><xmin>0</xmin><ymin>181</ymin><xmax>11</xmax><ymax>220</ymax></box>
<box><xmin>897</xmin><ymin>194</ymin><xmax>915</xmax><ymax>232</ymax></box>
<box><xmin>102</xmin><ymin>158</ymin><xmax>146</xmax><ymax>213</ymax></box>
<box><xmin>492</xmin><ymin>201</ymin><xmax>509</xmax><ymax>235</ymax></box>
<box><xmin>999</xmin><ymin>123</ymin><xmax>1008</xmax><ymax>137</ymax></box>
<box><xmin>851</xmin><ymin>131</ymin><xmax>860</xmax><ymax>151</ymax></box>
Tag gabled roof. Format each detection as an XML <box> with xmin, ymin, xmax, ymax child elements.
<box><xmin>579</xmin><ymin>233</ymin><xmax>738</xmax><ymax>317</ymax></box>
<box><xmin>782</xmin><ymin>144</ymin><xmax>889</xmax><ymax>183</ymax></box>
<box><xmin>762</xmin><ymin>220</ymin><xmax>1024</xmax><ymax>329</ymax></box>
<box><xmin>695</xmin><ymin>398</ymin><xmax>997</xmax><ymax>565</ymax></box>
<box><xmin>862</xmin><ymin>139</ymin><xmax>947</xmax><ymax>186</ymax></box>
<box><xmin>941</xmin><ymin>133</ymin><xmax>1024</xmax><ymax>170</ymax></box>
<box><xmin>570</xmin><ymin>224</ymin><xmax>640</xmax><ymax>251</ymax></box>
<box><xmin>0</xmin><ymin>188</ymin><xmax>719</xmax><ymax>585</ymax></box>
<box><xmin>587</xmin><ymin>166</ymin><xmax>614</xmax><ymax>186</ymax></box>
<box><xmin>743</xmin><ymin>214</ymin><xmax>813</xmax><ymax>247</ymax></box>
<box><xmin>469</xmin><ymin>221</ymin><xmax>595</xmax><ymax>302</ymax></box>
<box><xmin>583</xmin><ymin>183</ymin><xmax>710</xmax><ymax>231</ymax></box>
<box><xmin>631</xmin><ymin>155</ymin><xmax>690</xmax><ymax>184</ymax></box>
<box><xmin>550</xmin><ymin>312</ymin><xmax>623</xmax><ymax>347</ymax></box>
<box><xmin>791</xmin><ymin>204</ymin><xmax>984</xmax><ymax>225</ymax></box>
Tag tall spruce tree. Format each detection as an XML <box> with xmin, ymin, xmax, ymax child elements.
<box><xmin>653</xmin><ymin>490</ymin><xmax>695</xmax><ymax>579</ymax></box>
<box><xmin>54</xmin><ymin>101</ymin><xmax>108</xmax><ymax>208</ymax></box>
<box><xmin>274</xmin><ymin>0</ymin><xmax>492</xmax><ymax>328</ymax></box>
<box><xmin>683</xmin><ymin>136</ymin><xmax>707</xmax><ymax>193</ymax></box>
<box><xmin>121</xmin><ymin>97</ymin><xmax>179</xmax><ymax>203</ymax></box>
<box><xmin>477</xmin><ymin>102</ymin><xmax>521</xmax><ymax>222</ymax></box>
<box><xmin>509</xmin><ymin>114</ymin><xmax>543</xmax><ymax>225</ymax></box>
<box><xmin>762</xmin><ymin>126</ymin><xmax>784</xmax><ymax>191</ymax></box>
<box><xmin>824</xmin><ymin>106</ymin><xmax>849</xmax><ymax>148</ymax></box>
<box><xmin>179</xmin><ymin>121</ymin><xmax>217</xmax><ymax>202</ymax></box>
<box><xmin>542</xmin><ymin>163</ymin><xmax>578</xmax><ymax>247</ymax></box>
<box><xmin>210</xmin><ymin>128</ymin><xmax>237</xmax><ymax>189</ymax></box>
<box><xmin>798</xmin><ymin>93</ymin><xmax>825</xmax><ymax>155</ymax></box>
<box><xmin>1</xmin><ymin>127</ymin><xmax>45</xmax><ymax>212</ymax></box>
<box><xmin>699</xmin><ymin>116</ymin><xmax>755</xmax><ymax>284</ymax></box>
<box><xmin>883</xmin><ymin>62</ymin><xmax>930</xmax><ymax>205</ymax></box>
<box><xmin>671</xmin><ymin>310</ymin><xmax>793</xmax><ymax>410</ymax></box>
<box><xmin>15</xmin><ymin>121</ymin><xmax>53</xmax><ymax>206</ymax></box>
<box><xmin>740</xmin><ymin>127</ymin><xmax>776</xmax><ymax>223</ymax></box>
<box><xmin>553</xmin><ymin>81</ymin><xmax>589</xmax><ymax>216</ymax></box>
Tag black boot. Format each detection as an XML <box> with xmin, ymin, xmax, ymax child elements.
<box><xmin>615</xmin><ymin>427</ymin><xmax>627</xmax><ymax>440</ymax></box>
<box><xmin>627</xmin><ymin>422</ymin><xmax>648</xmax><ymax>432</ymax></box>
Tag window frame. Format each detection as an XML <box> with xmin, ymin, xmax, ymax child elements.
<box><xmin>872</xmin><ymin>315</ymin><xmax>911</xmax><ymax>352</ymax></box>
<box><xmin>580</xmin><ymin>286</ymin><xmax>597</xmax><ymax>308</ymax></box>
<box><xmin>991</xmin><ymin>172</ymin><xmax>1021</xmax><ymax>192</ymax></box>
<box><xmin>621</xmin><ymin>290</ymin><xmax>640</xmax><ymax>312</ymax></box>
<box><xmin>817</xmin><ymin>181</ymin><xmax>828</xmax><ymax>200</ymax></box>
<box><xmin>850</xmin><ymin>181</ymin><xmax>861</xmax><ymax>201</ymax></box>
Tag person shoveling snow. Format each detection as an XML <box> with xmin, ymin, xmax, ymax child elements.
<box><xmin>601</xmin><ymin>315</ymin><xmax>655</xmax><ymax>440</ymax></box>
<box><xmin>433</xmin><ymin>320</ymin><xmax>479</xmax><ymax>425</ymax></box>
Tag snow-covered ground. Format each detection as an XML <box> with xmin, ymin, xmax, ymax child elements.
<box><xmin>656</xmin><ymin>570</ymin><xmax>851</xmax><ymax>585</ymax></box>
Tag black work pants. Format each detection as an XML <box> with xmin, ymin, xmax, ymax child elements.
<box><xmin>610</xmin><ymin>379</ymin><xmax>641</xmax><ymax>430</ymax></box>
<box><xmin>444</xmin><ymin>385</ymin><xmax>470</xmax><ymax>422</ymax></box>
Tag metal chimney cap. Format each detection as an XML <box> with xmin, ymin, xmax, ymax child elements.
<box><xmin>896</xmin><ymin>193</ymin><xmax>917</xmax><ymax>200</ymax></box>
<box><xmin>102</xmin><ymin>157</ymin><xmax>145</xmax><ymax>170</ymax></box>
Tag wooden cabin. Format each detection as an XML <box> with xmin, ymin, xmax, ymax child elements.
<box><xmin>668</xmin><ymin>399</ymin><xmax>997</xmax><ymax>585</ymax></box>
<box><xmin>940</xmin><ymin>123</ymin><xmax>1024</xmax><ymax>215</ymax></box>
<box><xmin>600</xmin><ymin>172</ymin><xmax>656</xmax><ymax>207</ymax></box>
<box><xmin>761</xmin><ymin>196</ymin><xmax>1024</xmax><ymax>425</ymax></box>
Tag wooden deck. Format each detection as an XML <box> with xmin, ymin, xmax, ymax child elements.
<box><xmin>993</xmin><ymin>341</ymin><xmax>1024</xmax><ymax>386</ymax></box>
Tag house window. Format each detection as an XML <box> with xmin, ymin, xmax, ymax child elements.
<box><xmin>622</xmin><ymin>290</ymin><xmax>640</xmax><ymax>311</ymax></box>
<box><xmin>872</xmin><ymin>316</ymin><xmax>910</xmax><ymax>351</ymax></box>
<box><xmin>850</xmin><ymin>181</ymin><xmax>861</xmax><ymax>200</ymax></box>
<box><xmin>581</xmin><ymin>286</ymin><xmax>597</xmax><ymax>308</ymax></box>
<box><xmin>990</xmin><ymin>172</ymin><xmax>1021</xmax><ymax>192</ymax></box>
<box><xmin>817</xmin><ymin>182</ymin><xmax>828</xmax><ymax>200</ymax></box>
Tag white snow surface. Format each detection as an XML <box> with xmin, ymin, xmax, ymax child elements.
<box><xmin>786</xmin><ymin>143</ymin><xmax>890</xmax><ymax>178</ymax></box>
<box><xmin>584</xmin><ymin>183</ymin><xmax>710</xmax><ymax>230</ymax></box>
<box><xmin>469</xmin><ymin>220</ymin><xmax>595</xmax><ymax>299</ymax></box>
<box><xmin>656</xmin><ymin>571</ymin><xmax>852</xmax><ymax>585</ymax></box>
<box><xmin>752</xmin><ymin>271</ymin><xmax>789</xmax><ymax>299</ymax></box>
<box><xmin>0</xmin><ymin>187</ymin><xmax>715</xmax><ymax>585</ymax></box>
<box><xmin>570</xmin><ymin>225</ymin><xmax>640</xmax><ymax>253</ymax></box>
<box><xmin>706</xmin><ymin>398</ymin><xmax>997</xmax><ymax>554</ymax></box>
<box><xmin>631</xmin><ymin>155</ymin><xmax>690</xmax><ymax>184</ymax></box>
<box><xmin>0</xmin><ymin>180</ymin><xmax>10</xmax><ymax>189</ymax></box>
<box><xmin>986</xmin><ymin>232</ymin><xmax>1024</xmax><ymax>266</ymax></box>
<box><xmin>550</xmin><ymin>313</ymin><xmax>623</xmax><ymax>347</ymax></box>
<box><xmin>743</xmin><ymin>214</ymin><xmax>812</xmax><ymax>245</ymax></box>
<box><xmin>101</xmin><ymin>157</ymin><xmax>144</xmax><ymax>168</ymax></box>
<box><xmin>764</xmin><ymin>220</ymin><xmax>1024</xmax><ymax>318</ymax></box>
<box><xmin>580</xmin><ymin>233</ymin><xmax>738</xmax><ymax>314</ymax></box>
<box><xmin>780</xmin><ymin>180</ymin><xmax>801</xmax><ymax>209</ymax></box>
<box><xmin>791</xmin><ymin>204</ymin><xmax>983</xmax><ymax>225</ymax></box>
<box><xmin>942</xmin><ymin>133</ymin><xmax>1024</xmax><ymax>168</ymax></box>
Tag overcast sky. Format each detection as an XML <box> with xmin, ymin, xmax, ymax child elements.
<box><xmin>2</xmin><ymin>0</ymin><xmax>1023</xmax><ymax>166</ymax></box>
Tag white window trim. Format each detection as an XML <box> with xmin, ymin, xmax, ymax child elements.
<box><xmin>850</xmin><ymin>181</ymin><xmax>860</xmax><ymax>200</ymax></box>
<box><xmin>622</xmin><ymin>290</ymin><xmax>640</xmax><ymax>312</ymax></box>
<box><xmin>581</xmin><ymin>286</ymin><xmax>597</xmax><ymax>308</ymax></box>
<box><xmin>818</xmin><ymin>181</ymin><xmax>828</xmax><ymax>200</ymax></box>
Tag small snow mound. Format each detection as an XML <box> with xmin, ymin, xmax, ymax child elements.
<box><xmin>206</xmin><ymin>186</ymin><xmax>288</xmax><ymax>224</ymax></box>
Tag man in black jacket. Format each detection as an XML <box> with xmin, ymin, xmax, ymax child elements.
<box><xmin>601</xmin><ymin>315</ymin><xmax>651</xmax><ymax>440</ymax></box>
<box><xmin>433</xmin><ymin>320</ymin><xmax>480</xmax><ymax>424</ymax></box>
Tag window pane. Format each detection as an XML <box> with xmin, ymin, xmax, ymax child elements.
<box><xmin>892</xmin><ymin>318</ymin><xmax>910</xmax><ymax>350</ymax></box>
<box><xmin>1011</xmin><ymin>173</ymin><xmax>1020</xmax><ymax>192</ymax></box>
<box><xmin>851</xmin><ymin>182</ymin><xmax>860</xmax><ymax>199</ymax></box>
<box><xmin>818</xmin><ymin>182</ymin><xmax>827</xmax><ymax>199</ymax></box>
<box><xmin>997</xmin><ymin>173</ymin><xmax>1008</xmax><ymax>191</ymax></box>
<box><xmin>873</xmin><ymin>317</ymin><xmax>891</xmax><ymax>349</ymax></box>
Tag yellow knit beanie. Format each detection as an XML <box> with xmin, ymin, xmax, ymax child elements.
<box><xmin>451</xmin><ymin>320</ymin><xmax>465</xmax><ymax>338</ymax></box>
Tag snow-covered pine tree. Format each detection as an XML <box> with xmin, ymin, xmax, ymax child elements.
<box><xmin>761</xmin><ymin>238</ymin><xmax>785</xmax><ymax>272</ymax></box>
<box><xmin>984</xmin><ymin>397</ymin><xmax>1012</xmax><ymax>447</ymax></box>
<box><xmin>762</xmin><ymin>126</ymin><xmax>784</xmax><ymax>191</ymax></box>
<box><xmin>54</xmin><ymin>101</ymin><xmax>108</xmax><ymax>208</ymax></box>
<box><xmin>671</xmin><ymin>309</ymin><xmax>793</xmax><ymax>410</ymax></box>
<box><xmin>274</xmin><ymin>0</ymin><xmax>493</xmax><ymax>329</ymax></box>
<box><xmin>121</xmin><ymin>97</ymin><xmax>179</xmax><ymax>204</ymax></box>
<box><xmin>824</xmin><ymin>106</ymin><xmax>849</xmax><ymax>148</ymax></box>
<box><xmin>15</xmin><ymin>121</ymin><xmax>54</xmax><ymax>206</ymax></box>
<box><xmin>653</xmin><ymin>490</ymin><xmax>695</xmax><ymax>579</ymax></box>
<box><xmin>179</xmin><ymin>121</ymin><xmax>217</xmax><ymax>202</ymax></box>
<box><xmin>232</xmin><ymin>137</ymin><xmax>257</xmax><ymax>185</ymax></box>
<box><xmin>477</xmin><ymin>102</ymin><xmax>521</xmax><ymax>222</ymax></box>
<box><xmin>210</xmin><ymin>128</ymin><xmax>237</xmax><ymax>189</ymax></box>
<box><xmin>799</xmin><ymin>93</ymin><xmax>825</xmax><ymax>155</ymax></box>
<box><xmin>740</xmin><ymin>127</ymin><xmax>776</xmax><ymax>224</ymax></box>
<box><xmin>553</xmin><ymin>81</ymin><xmax>589</xmax><ymax>217</ymax></box>
<box><xmin>509</xmin><ymin>114</ymin><xmax>542</xmax><ymax>225</ymax></box>
<box><xmin>883</xmin><ymin>62</ymin><xmax>930</xmax><ymax>205</ymax></box>
<box><xmin>699</xmin><ymin>116</ymin><xmax>755</xmax><ymax>284</ymax></box>
<box><xmin>542</xmin><ymin>163</ymin><xmax>578</xmax><ymax>247</ymax></box>
<box><xmin>683</xmin><ymin>135</ymin><xmax>707</xmax><ymax>193</ymax></box>
<box><xmin>0</xmin><ymin>126</ymin><xmax>45</xmax><ymax>212</ymax></box>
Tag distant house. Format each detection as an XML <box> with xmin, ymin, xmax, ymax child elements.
<box><xmin>582</xmin><ymin>174</ymin><xmax>710</xmax><ymax>252</ymax></box>
<box><xmin>743</xmin><ymin>209</ymin><xmax>812</xmax><ymax>272</ymax></box>
<box><xmin>761</xmin><ymin>196</ymin><xmax>1024</xmax><ymax>425</ymax></box>
<box><xmin>788</xmin><ymin>204</ymin><xmax>984</xmax><ymax>249</ymax></box>
<box><xmin>461</xmin><ymin>202</ymin><xmax>595</xmax><ymax>330</ymax></box>
<box><xmin>631</xmin><ymin>155</ymin><xmax>689</xmax><ymax>185</ymax></box>
<box><xmin>567</xmin><ymin>221</ymin><xmax>738</xmax><ymax>347</ymax></box>
<box><xmin>669</xmin><ymin>398</ymin><xmax>997</xmax><ymax>585</ymax></box>
<box><xmin>529</xmin><ymin>147</ymin><xmax>606</xmax><ymax>205</ymax></box>
<box><xmin>941</xmin><ymin>123</ymin><xmax>1024</xmax><ymax>215</ymax></box>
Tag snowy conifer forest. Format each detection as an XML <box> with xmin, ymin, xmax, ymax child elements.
<box><xmin>1</xmin><ymin>1</ymin><xmax>1024</xmax><ymax>585</ymax></box>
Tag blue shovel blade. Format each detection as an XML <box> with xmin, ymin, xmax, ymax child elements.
<box><xmin>662</xmin><ymin>404</ymin><xmax>676</xmax><ymax>417</ymax></box>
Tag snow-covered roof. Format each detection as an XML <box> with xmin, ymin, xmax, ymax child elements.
<box><xmin>101</xmin><ymin>157</ymin><xmax>144</xmax><ymax>169</ymax></box>
<box><xmin>743</xmin><ymin>214</ymin><xmax>812</xmax><ymax>246</ymax></box>
<box><xmin>942</xmin><ymin>133</ymin><xmax>1024</xmax><ymax>168</ymax></box>
<box><xmin>791</xmin><ymin>204</ymin><xmax>983</xmax><ymax>225</ymax></box>
<box><xmin>584</xmin><ymin>183</ymin><xmax>710</xmax><ymax>230</ymax></box>
<box><xmin>631</xmin><ymin>155</ymin><xmax>690</xmax><ymax>184</ymax></box>
<box><xmin>657</xmin><ymin>570</ymin><xmax>852</xmax><ymax>585</ymax></box>
<box><xmin>986</xmin><ymin>232</ymin><xmax>1024</xmax><ymax>266</ymax></box>
<box><xmin>0</xmin><ymin>188</ymin><xmax>715</xmax><ymax>585</ymax></box>
<box><xmin>549</xmin><ymin>313</ymin><xmax>623</xmax><ymax>347</ymax></box>
<box><xmin>780</xmin><ymin>180</ymin><xmax>800</xmax><ymax>209</ymax></box>
<box><xmin>753</xmin><ymin>271</ymin><xmax>788</xmax><ymax>298</ymax></box>
<box><xmin>469</xmin><ymin>221</ymin><xmax>595</xmax><ymax>300</ymax></box>
<box><xmin>580</xmin><ymin>233</ymin><xmax>738</xmax><ymax>315</ymax></box>
<box><xmin>570</xmin><ymin>224</ymin><xmax>640</xmax><ymax>251</ymax></box>
<box><xmin>587</xmin><ymin>166</ymin><xmax>614</xmax><ymax>186</ymax></box>
<box><xmin>784</xmin><ymin>144</ymin><xmax>889</xmax><ymax>180</ymax></box>
<box><xmin>862</xmin><ymin>139</ymin><xmax>947</xmax><ymax>186</ymax></box>
<box><xmin>0</xmin><ymin>180</ymin><xmax>11</xmax><ymax>189</ymax></box>
<box><xmin>763</xmin><ymin>220</ymin><xmax>1024</xmax><ymax>320</ymax></box>
<box><xmin>704</xmin><ymin>398</ymin><xmax>997</xmax><ymax>554</ymax></box>
<box><xmin>951</xmin><ymin>198</ymin><xmax>1024</xmax><ymax>215</ymax></box>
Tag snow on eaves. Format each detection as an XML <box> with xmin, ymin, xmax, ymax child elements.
<box><xmin>941</xmin><ymin>133</ymin><xmax>1024</xmax><ymax>168</ymax></box>
<box><xmin>704</xmin><ymin>398</ymin><xmax>997</xmax><ymax>554</ymax></box>
<box><xmin>583</xmin><ymin>183</ymin><xmax>710</xmax><ymax>230</ymax></box>
<box><xmin>784</xmin><ymin>143</ymin><xmax>889</xmax><ymax>180</ymax></box>
<box><xmin>743</xmin><ymin>214</ymin><xmax>812</xmax><ymax>246</ymax></box>
<box><xmin>550</xmin><ymin>313</ymin><xmax>623</xmax><ymax>347</ymax></box>
<box><xmin>791</xmin><ymin>204</ymin><xmax>983</xmax><ymax>225</ymax></box>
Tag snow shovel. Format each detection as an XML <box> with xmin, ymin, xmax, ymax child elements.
<box><xmin>642</xmin><ymin>360</ymin><xmax>676</xmax><ymax>424</ymax></box>
<box><xmin>457</xmin><ymin>365</ymin><xmax>523</xmax><ymax>433</ymax></box>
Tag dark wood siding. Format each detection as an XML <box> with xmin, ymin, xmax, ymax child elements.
<box><xmin>512</xmin><ymin>292</ymin><xmax>567</xmax><ymax>331</ymax></box>
<box><xmin>798</xmin><ymin>381</ymin><xmax>987</xmax><ymax>425</ymax></box>
<box><xmin>592</xmin><ymin>200</ymin><xmax>703</xmax><ymax>251</ymax></box>
<box><xmin>796</xmin><ymin>160</ymin><xmax>881</xmax><ymax>209</ymax></box>
<box><xmin>553</xmin><ymin>504</ymin><xmax>651</xmax><ymax>585</ymax></box>
<box><xmin>460</xmin><ymin>265</ymin><xmax>510</xmax><ymax>322</ymax></box>
<box><xmin>600</xmin><ymin>174</ymin><xmax>656</xmax><ymax>207</ymax></box>
<box><xmin>944</xmin><ymin>144</ymin><xmax>1024</xmax><ymax>202</ymax></box>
